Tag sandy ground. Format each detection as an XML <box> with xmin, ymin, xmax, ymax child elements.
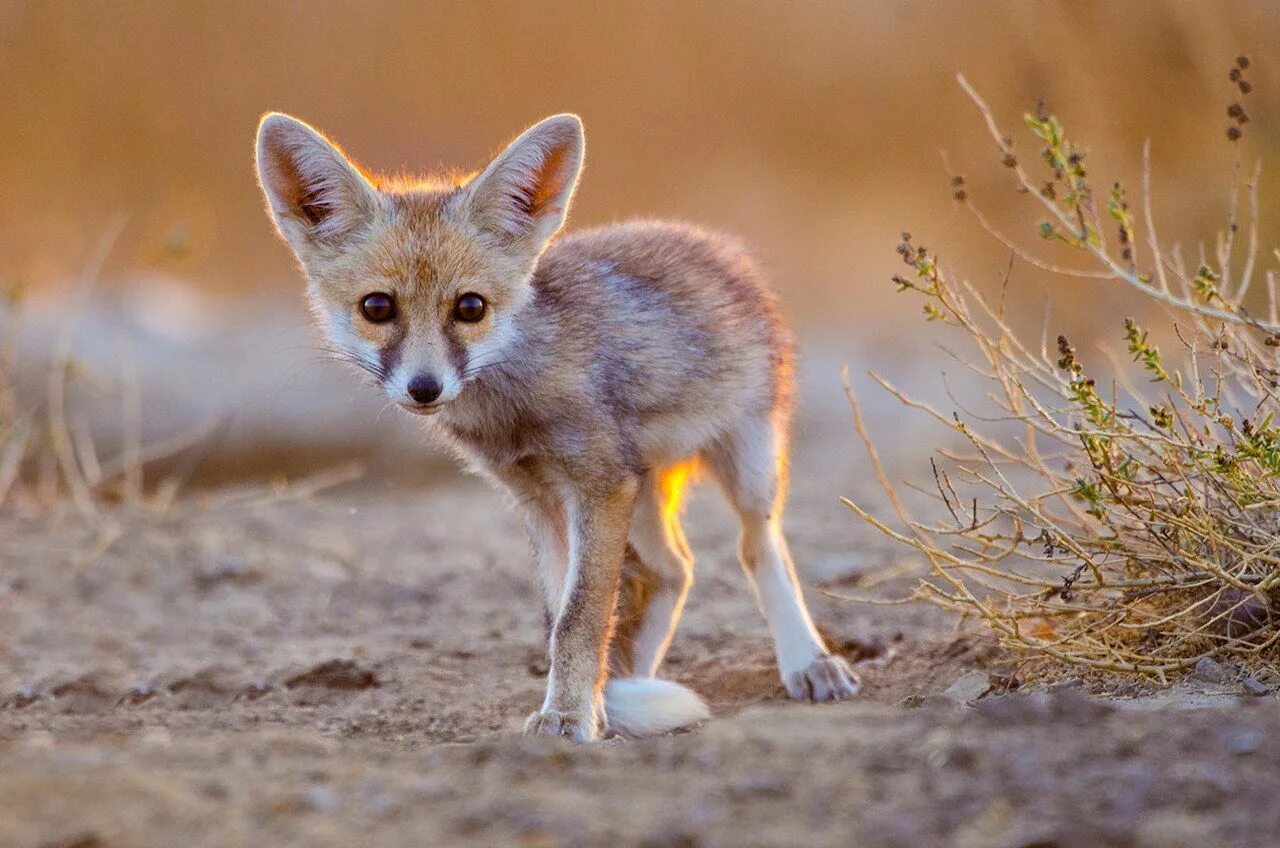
<box><xmin>3</xmin><ymin>407</ymin><xmax>1280</xmax><ymax>847</ymax></box>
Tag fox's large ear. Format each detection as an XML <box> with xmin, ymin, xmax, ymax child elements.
<box><xmin>465</xmin><ymin>114</ymin><xmax>584</xmax><ymax>249</ymax></box>
<box><xmin>255</xmin><ymin>113</ymin><xmax>380</xmax><ymax>252</ymax></box>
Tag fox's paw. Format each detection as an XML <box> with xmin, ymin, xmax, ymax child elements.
<box><xmin>785</xmin><ymin>654</ymin><xmax>861</xmax><ymax>702</ymax></box>
<box><xmin>524</xmin><ymin>708</ymin><xmax>599</xmax><ymax>742</ymax></box>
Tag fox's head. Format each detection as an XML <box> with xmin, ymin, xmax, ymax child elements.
<box><xmin>255</xmin><ymin>112</ymin><xmax>584</xmax><ymax>414</ymax></box>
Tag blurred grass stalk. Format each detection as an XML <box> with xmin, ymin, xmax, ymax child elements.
<box><xmin>0</xmin><ymin>223</ymin><xmax>365</xmax><ymax>564</ymax></box>
<box><xmin>843</xmin><ymin>63</ymin><xmax>1280</xmax><ymax>683</ymax></box>
<box><xmin>1</xmin><ymin>217</ymin><xmax>137</xmax><ymax>517</ymax></box>
<box><xmin>0</xmin><ymin>281</ymin><xmax>29</xmax><ymax>508</ymax></box>
<box><xmin>0</xmin><ymin>218</ymin><xmax>228</xmax><ymax>521</ymax></box>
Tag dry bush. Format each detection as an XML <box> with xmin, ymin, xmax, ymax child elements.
<box><xmin>844</xmin><ymin>59</ymin><xmax>1280</xmax><ymax>684</ymax></box>
<box><xmin>0</xmin><ymin>223</ymin><xmax>359</xmax><ymax>548</ymax></box>
<box><xmin>0</xmin><ymin>221</ymin><xmax>187</xmax><ymax>523</ymax></box>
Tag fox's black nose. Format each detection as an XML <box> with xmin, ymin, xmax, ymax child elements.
<box><xmin>407</xmin><ymin>374</ymin><xmax>443</xmax><ymax>404</ymax></box>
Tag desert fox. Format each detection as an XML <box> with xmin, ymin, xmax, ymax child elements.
<box><xmin>255</xmin><ymin>112</ymin><xmax>859</xmax><ymax>741</ymax></box>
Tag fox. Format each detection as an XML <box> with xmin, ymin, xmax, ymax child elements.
<box><xmin>254</xmin><ymin>111</ymin><xmax>859</xmax><ymax>742</ymax></box>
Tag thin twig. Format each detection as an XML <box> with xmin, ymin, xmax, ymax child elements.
<box><xmin>48</xmin><ymin>217</ymin><xmax>127</xmax><ymax>520</ymax></box>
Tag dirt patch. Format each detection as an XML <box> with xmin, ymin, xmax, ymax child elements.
<box><xmin>5</xmin><ymin>698</ymin><xmax>1279</xmax><ymax>847</ymax></box>
<box><xmin>2</xmin><ymin>456</ymin><xmax>1278</xmax><ymax>845</ymax></box>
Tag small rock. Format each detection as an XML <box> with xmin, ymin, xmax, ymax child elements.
<box><xmin>199</xmin><ymin>780</ymin><xmax>230</xmax><ymax>800</ymax></box>
<box><xmin>285</xmin><ymin>659</ymin><xmax>379</xmax><ymax>691</ymax></box>
<box><xmin>117</xmin><ymin>682</ymin><xmax>157</xmax><ymax>706</ymax></box>
<box><xmin>194</xmin><ymin>559</ymin><xmax>261</xmax><ymax>590</ymax></box>
<box><xmin>527</xmin><ymin>652</ymin><xmax>550</xmax><ymax>677</ymax></box>
<box><xmin>3</xmin><ymin>686</ymin><xmax>40</xmax><ymax>709</ymax></box>
<box><xmin>833</xmin><ymin>635</ymin><xmax>892</xmax><ymax>665</ymax></box>
<box><xmin>943</xmin><ymin>743</ymin><xmax>978</xmax><ymax>771</ymax></box>
<box><xmin>974</xmin><ymin>694</ymin><xmax>1047</xmax><ymax>723</ymax></box>
<box><xmin>1241</xmin><ymin>676</ymin><xmax>1272</xmax><ymax>696</ymax></box>
<box><xmin>1228</xmin><ymin>730</ymin><xmax>1261</xmax><ymax>756</ymax></box>
<box><xmin>727</xmin><ymin>771</ymin><xmax>789</xmax><ymax>798</ymax></box>
<box><xmin>305</xmin><ymin>785</ymin><xmax>341</xmax><ymax>812</ymax></box>
<box><xmin>234</xmin><ymin>679</ymin><xmax>273</xmax><ymax>701</ymax></box>
<box><xmin>1193</xmin><ymin>656</ymin><xmax>1228</xmax><ymax>684</ymax></box>
<box><xmin>916</xmin><ymin>694</ymin><xmax>962</xmax><ymax>710</ymax></box>
<box><xmin>37</xmin><ymin>833</ymin><xmax>104</xmax><ymax>848</ymax></box>
<box><xmin>638</xmin><ymin>829</ymin><xmax>702</xmax><ymax>848</ymax></box>
<box><xmin>1048</xmin><ymin>687</ymin><xmax>1112</xmax><ymax>723</ymax></box>
<box><xmin>942</xmin><ymin>670</ymin><xmax>991</xmax><ymax>704</ymax></box>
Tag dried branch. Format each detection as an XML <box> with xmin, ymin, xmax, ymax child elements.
<box><xmin>857</xmin><ymin>62</ymin><xmax>1280</xmax><ymax>682</ymax></box>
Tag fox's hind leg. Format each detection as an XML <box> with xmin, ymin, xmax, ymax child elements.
<box><xmin>609</xmin><ymin>544</ymin><xmax>656</xmax><ymax>677</ymax></box>
<box><xmin>618</xmin><ymin>467</ymin><xmax>695</xmax><ymax>678</ymax></box>
<box><xmin>703</xmin><ymin>415</ymin><xmax>859</xmax><ymax>701</ymax></box>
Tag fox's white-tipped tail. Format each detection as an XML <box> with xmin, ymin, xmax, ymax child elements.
<box><xmin>604</xmin><ymin>678</ymin><xmax>710</xmax><ymax>738</ymax></box>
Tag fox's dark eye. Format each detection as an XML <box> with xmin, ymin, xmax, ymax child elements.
<box><xmin>360</xmin><ymin>292</ymin><xmax>396</xmax><ymax>323</ymax></box>
<box><xmin>454</xmin><ymin>293</ymin><xmax>487</xmax><ymax>323</ymax></box>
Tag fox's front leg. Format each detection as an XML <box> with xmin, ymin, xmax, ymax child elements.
<box><xmin>526</xmin><ymin>476</ymin><xmax>637</xmax><ymax>742</ymax></box>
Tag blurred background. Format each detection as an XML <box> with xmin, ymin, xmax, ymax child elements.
<box><xmin>2</xmin><ymin>1</ymin><xmax>1278</xmax><ymax>484</ymax></box>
